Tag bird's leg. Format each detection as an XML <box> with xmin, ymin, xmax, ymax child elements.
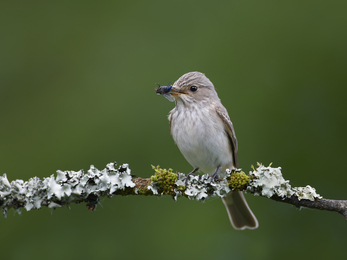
<box><xmin>210</xmin><ymin>166</ymin><xmax>221</xmax><ymax>182</ymax></box>
<box><xmin>185</xmin><ymin>167</ymin><xmax>199</xmax><ymax>186</ymax></box>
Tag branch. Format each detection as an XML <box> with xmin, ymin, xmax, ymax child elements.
<box><xmin>270</xmin><ymin>195</ymin><xmax>347</xmax><ymax>218</ymax></box>
<box><xmin>0</xmin><ymin>162</ymin><xmax>346</xmax><ymax>219</ymax></box>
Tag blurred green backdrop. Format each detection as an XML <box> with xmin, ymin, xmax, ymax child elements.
<box><xmin>1</xmin><ymin>1</ymin><xmax>346</xmax><ymax>259</ymax></box>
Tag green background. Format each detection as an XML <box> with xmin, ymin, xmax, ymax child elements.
<box><xmin>1</xmin><ymin>1</ymin><xmax>346</xmax><ymax>259</ymax></box>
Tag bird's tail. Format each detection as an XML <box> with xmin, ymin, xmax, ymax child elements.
<box><xmin>222</xmin><ymin>191</ymin><xmax>258</xmax><ymax>230</ymax></box>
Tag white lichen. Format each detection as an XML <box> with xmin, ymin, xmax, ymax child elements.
<box><xmin>0</xmin><ymin>162</ymin><xmax>134</xmax><ymax>218</ymax></box>
<box><xmin>248</xmin><ymin>164</ymin><xmax>321</xmax><ymax>201</ymax></box>
<box><xmin>174</xmin><ymin>172</ymin><xmax>232</xmax><ymax>201</ymax></box>
<box><xmin>293</xmin><ymin>185</ymin><xmax>322</xmax><ymax>201</ymax></box>
<box><xmin>147</xmin><ymin>185</ymin><xmax>158</xmax><ymax>195</ymax></box>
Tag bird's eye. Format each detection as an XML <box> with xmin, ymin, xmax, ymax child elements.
<box><xmin>190</xmin><ymin>86</ymin><xmax>198</xmax><ymax>92</ymax></box>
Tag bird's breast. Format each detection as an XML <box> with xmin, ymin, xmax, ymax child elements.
<box><xmin>169</xmin><ymin>103</ymin><xmax>233</xmax><ymax>174</ymax></box>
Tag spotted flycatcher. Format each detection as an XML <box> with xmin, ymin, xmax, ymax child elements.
<box><xmin>156</xmin><ymin>71</ymin><xmax>258</xmax><ymax>230</ymax></box>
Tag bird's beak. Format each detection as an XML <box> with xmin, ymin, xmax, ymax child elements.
<box><xmin>155</xmin><ymin>85</ymin><xmax>183</xmax><ymax>96</ymax></box>
<box><xmin>155</xmin><ymin>85</ymin><xmax>185</xmax><ymax>102</ymax></box>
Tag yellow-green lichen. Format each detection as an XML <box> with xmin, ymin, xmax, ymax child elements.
<box><xmin>136</xmin><ymin>187</ymin><xmax>153</xmax><ymax>196</ymax></box>
<box><xmin>151</xmin><ymin>165</ymin><xmax>178</xmax><ymax>195</ymax></box>
<box><xmin>177</xmin><ymin>185</ymin><xmax>185</xmax><ymax>191</ymax></box>
<box><xmin>228</xmin><ymin>171</ymin><xmax>251</xmax><ymax>191</ymax></box>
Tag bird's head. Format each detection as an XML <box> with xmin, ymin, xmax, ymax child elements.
<box><xmin>156</xmin><ymin>72</ymin><xmax>219</xmax><ymax>104</ymax></box>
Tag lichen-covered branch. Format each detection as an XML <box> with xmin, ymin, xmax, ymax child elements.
<box><xmin>247</xmin><ymin>165</ymin><xmax>347</xmax><ymax>219</ymax></box>
<box><xmin>0</xmin><ymin>162</ymin><xmax>346</xmax><ymax>219</ymax></box>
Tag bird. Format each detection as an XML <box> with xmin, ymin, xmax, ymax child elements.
<box><xmin>156</xmin><ymin>71</ymin><xmax>258</xmax><ymax>230</ymax></box>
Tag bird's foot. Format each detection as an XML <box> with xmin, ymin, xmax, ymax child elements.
<box><xmin>185</xmin><ymin>168</ymin><xmax>199</xmax><ymax>187</ymax></box>
<box><xmin>209</xmin><ymin>172</ymin><xmax>221</xmax><ymax>182</ymax></box>
<box><xmin>209</xmin><ymin>166</ymin><xmax>221</xmax><ymax>182</ymax></box>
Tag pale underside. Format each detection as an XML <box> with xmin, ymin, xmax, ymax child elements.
<box><xmin>169</xmin><ymin>100</ymin><xmax>234</xmax><ymax>177</ymax></box>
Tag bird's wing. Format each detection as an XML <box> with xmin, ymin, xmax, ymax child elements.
<box><xmin>216</xmin><ymin>105</ymin><xmax>239</xmax><ymax>168</ymax></box>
